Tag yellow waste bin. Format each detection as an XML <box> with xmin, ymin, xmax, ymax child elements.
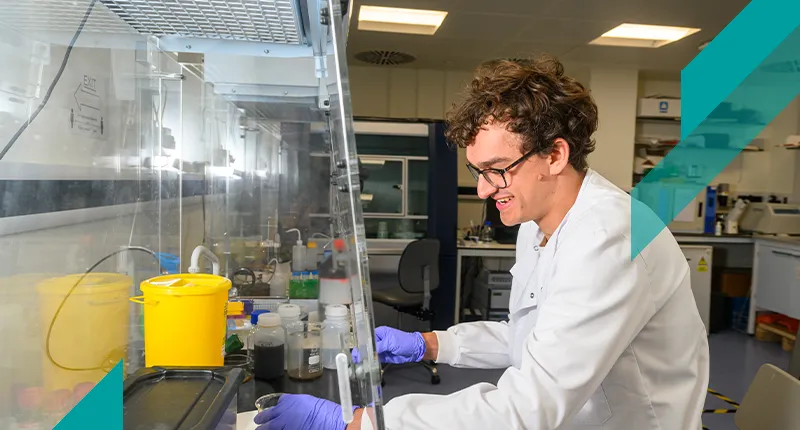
<box><xmin>37</xmin><ymin>273</ymin><xmax>131</xmax><ymax>393</ymax></box>
<box><xmin>132</xmin><ymin>274</ymin><xmax>231</xmax><ymax>368</ymax></box>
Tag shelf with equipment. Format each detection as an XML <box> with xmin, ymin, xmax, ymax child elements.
<box><xmin>633</xmin><ymin>105</ymin><xmax>768</xmax><ymax>188</ymax></box>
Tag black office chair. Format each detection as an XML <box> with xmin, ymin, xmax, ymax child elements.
<box><xmin>372</xmin><ymin>238</ymin><xmax>441</xmax><ymax>385</ymax></box>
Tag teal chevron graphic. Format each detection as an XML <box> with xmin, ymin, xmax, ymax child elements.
<box><xmin>631</xmin><ymin>0</ymin><xmax>800</xmax><ymax>259</ymax></box>
<box><xmin>54</xmin><ymin>361</ymin><xmax>122</xmax><ymax>430</ymax></box>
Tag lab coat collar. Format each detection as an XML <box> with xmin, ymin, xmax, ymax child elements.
<box><xmin>526</xmin><ymin>168</ymin><xmax>596</xmax><ymax>251</ymax></box>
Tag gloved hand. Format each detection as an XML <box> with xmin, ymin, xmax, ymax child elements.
<box><xmin>352</xmin><ymin>326</ymin><xmax>426</xmax><ymax>365</ymax></box>
<box><xmin>255</xmin><ymin>394</ymin><xmax>356</xmax><ymax>430</ymax></box>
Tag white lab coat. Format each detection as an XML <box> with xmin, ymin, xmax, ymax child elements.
<box><xmin>364</xmin><ymin>169</ymin><xmax>710</xmax><ymax>430</ymax></box>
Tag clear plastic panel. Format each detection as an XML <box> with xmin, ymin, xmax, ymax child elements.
<box><xmin>1</xmin><ymin>0</ymin><xmax>384</xmax><ymax>427</ymax></box>
<box><xmin>0</xmin><ymin>1</ymin><xmax>176</xmax><ymax>426</ymax></box>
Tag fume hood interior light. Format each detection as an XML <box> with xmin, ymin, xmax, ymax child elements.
<box><xmin>358</xmin><ymin>5</ymin><xmax>448</xmax><ymax>35</ymax></box>
<box><xmin>589</xmin><ymin>23</ymin><xmax>701</xmax><ymax>48</ymax></box>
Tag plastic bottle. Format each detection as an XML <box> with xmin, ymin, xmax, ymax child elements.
<box><xmin>321</xmin><ymin>304</ymin><xmax>351</xmax><ymax>370</ymax></box>
<box><xmin>270</xmin><ymin>262</ymin><xmax>290</xmax><ymax>297</ymax></box>
<box><xmin>318</xmin><ymin>240</ymin><xmax>352</xmax><ymax>313</ymax></box>
<box><xmin>306</xmin><ymin>241</ymin><xmax>320</xmax><ymax>270</ymax></box>
<box><xmin>277</xmin><ymin>304</ymin><xmax>302</xmax><ymax>328</ymax></box>
<box><xmin>286</xmin><ymin>229</ymin><xmax>306</xmax><ymax>272</ymax></box>
<box><xmin>251</xmin><ymin>313</ymin><xmax>285</xmax><ymax>380</ymax></box>
<box><xmin>715</xmin><ymin>220</ymin><xmax>723</xmax><ymax>236</ymax></box>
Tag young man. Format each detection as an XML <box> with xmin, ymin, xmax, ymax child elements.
<box><xmin>255</xmin><ymin>55</ymin><xmax>710</xmax><ymax>430</ymax></box>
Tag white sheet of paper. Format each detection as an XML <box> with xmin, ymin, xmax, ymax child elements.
<box><xmin>236</xmin><ymin>411</ymin><xmax>259</xmax><ymax>430</ymax></box>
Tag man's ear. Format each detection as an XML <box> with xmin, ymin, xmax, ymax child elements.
<box><xmin>548</xmin><ymin>138</ymin><xmax>571</xmax><ymax>175</ymax></box>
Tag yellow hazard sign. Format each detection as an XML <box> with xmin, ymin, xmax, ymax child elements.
<box><xmin>698</xmin><ymin>256</ymin><xmax>708</xmax><ymax>272</ymax></box>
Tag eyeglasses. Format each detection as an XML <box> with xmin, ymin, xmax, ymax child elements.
<box><xmin>466</xmin><ymin>148</ymin><xmax>537</xmax><ymax>189</ymax></box>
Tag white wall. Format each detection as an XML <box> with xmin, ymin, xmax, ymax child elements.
<box><xmin>589</xmin><ymin>67</ymin><xmax>639</xmax><ymax>191</ymax></box>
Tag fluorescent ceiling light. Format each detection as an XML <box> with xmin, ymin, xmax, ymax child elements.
<box><xmin>358</xmin><ymin>5</ymin><xmax>448</xmax><ymax>35</ymax></box>
<box><xmin>589</xmin><ymin>23</ymin><xmax>701</xmax><ymax>48</ymax></box>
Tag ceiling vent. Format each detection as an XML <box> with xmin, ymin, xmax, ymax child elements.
<box><xmin>354</xmin><ymin>50</ymin><xmax>416</xmax><ymax>66</ymax></box>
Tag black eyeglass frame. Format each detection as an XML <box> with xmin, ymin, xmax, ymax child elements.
<box><xmin>465</xmin><ymin>148</ymin><xmax>538</xmax><ymax>189</ymax></box>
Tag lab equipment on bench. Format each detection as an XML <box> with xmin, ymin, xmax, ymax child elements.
<box><xmin>38</xmin><ymin>273</ymin><xmax>131</xmax><ymax>393</ymax></box>
<box><xmin>322</xmin><ymin>304</ymin><xmax>351</xmax><ymax>369</ymax></box>
<box><xmin>471</xmin><ymin>270</ymin><xmax>513</xmax><ymax>322</ymax></box>
<box><xmin>123</xmin><ymin>367</ymin><xmax>244</xmax><ymax>430</ymax></box>
<box><xmin>255</xmin><ymin>393</ymin><xmax>285</xmax><ymax>412</ymax></box>
<box><xmin>287</xmin><ymin>228</ymin><xmax>307</xmax><ymax>272</ymax></box>
<box><xmin>286</xmin><ymin>322</ymin><xmax>324</xmax><ymax>381</ymax></box>
<box><xmin>725</xmin><ymin>198</ymin><xmax>748</xmax><ymax>234</ymax></box>
<box><xmin>251</xmin><ymin>313</ymin><xmax>286</xmax><ymax>381</ymax></box>
<box><xmin>269</xmin><ymin>262</ymin><xmax>291</xmax><ymax>297</ymax></box>
<box><xmin>739</xmin><ymin>202</ymin><xmax>800</xmax><ymax>235</ymax></box>
<box><xmin>131</xmin><ymin>274</ymin><xmax>232</xmax><ymax>368</ymax></box>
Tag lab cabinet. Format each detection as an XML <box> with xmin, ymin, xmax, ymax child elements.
<box><xmin>681</xmin><ymin>245</ymin><xmax>712</xmax><ymax>332</ymax></box>
<box><xmin>309</xmin><ymin>121</ymin><xmax>431</xmax><ymax>240</ymax></box>
<box><xmin>359</xmin><ymin>157</ymin><xmax>405</xmax><ymax>216</ymax></box>
<box><xmin>754</xmin><ymin>242</ymin><xmax>800</xmax><ymax>320</ymax></box>
<box><xmin>0</xmin><ymin>0</ymin><xmax>386</xmax><ymax>428</ymax></box>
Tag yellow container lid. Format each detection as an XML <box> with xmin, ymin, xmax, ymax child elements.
<box><xmin>36</xmin><ymin>273</ymin><xmax>132</xmax><ymax>296</ymax></box>
<box><xmin>141</xmin><ymin>274</ymin><xmax>231</xmax><ymax>296</ymax></box>
<box><xmin>227</xmin><ymin>301</ymin><xmax>245</xmax><ymax>315</ymax></box>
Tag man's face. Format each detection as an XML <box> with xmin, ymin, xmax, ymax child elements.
<box><xmin>466</xmin><ymin>123</ymin><xmax>553</xmax><ymax>226</ymax></box>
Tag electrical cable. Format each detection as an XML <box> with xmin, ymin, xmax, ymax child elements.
<box><xmin>0</xmin><ymin>0</ymin><xmax>98</xmax><ymax>161</ymax></box>
<box><xmin>45</xmin><ymin>246</ymin><xmax>165</xmax><ymax>372</ymax></box>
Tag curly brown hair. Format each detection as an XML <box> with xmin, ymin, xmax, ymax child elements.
<box><xmin>444</xmin><ymin>54</ymin><xmax>598</xmax><ymax>172</ymax></box>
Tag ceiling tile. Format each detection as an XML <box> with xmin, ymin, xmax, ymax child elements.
<box><xmin>633</xmin><ymin>0</ymin><xmax>750</xmax><ymax>28</ymax></box>
<box><xmin>515</xmin><ymin>19</ymin><xmax>622</xmax><ymax>45</ymax></box>
<box><xmin>433</xmin><ymin>12</ymin><xmax>532</xmax><ymax>41</ymax></box>
<box><xmin>501</xmin><ymin>41</ymin><xmax>579</xmax><ymax>59</ymax></box>
<box><xmin>541</xmin><ymin>0</ymin><xmax>648</xmax><ymax>22</ymax></box>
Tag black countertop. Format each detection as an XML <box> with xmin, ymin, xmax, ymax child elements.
<box><xmin>237</xmin><ymin>369</ymin><xmax>367</xmax><ymax>413</ymax></box>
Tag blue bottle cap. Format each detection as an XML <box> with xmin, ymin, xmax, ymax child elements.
<box><xmin>251</xmin><ymin>310</ymin><xmax>270</xmax><ymax>325</ymax></box>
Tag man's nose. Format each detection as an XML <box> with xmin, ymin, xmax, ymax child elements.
<box><xmin>476</xmin><ymin>175</ymin><xmax>497</xmax><ymax>200</ymax></box>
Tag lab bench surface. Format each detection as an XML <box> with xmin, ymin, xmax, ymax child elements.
<box><xmin>238</xmin><ymin>369</ymin><xmax>366</xmax><ymax>413</ymax></box>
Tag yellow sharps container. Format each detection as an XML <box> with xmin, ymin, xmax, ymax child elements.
<box><xmin>132</xmin><ymin>274</ymin><xmax>231</xmax><ymax>368</ymax></box>
<box><xmin>37</xmin><ymin>273</ymin><xmax>131</xmax><ymax>392</ymax></box>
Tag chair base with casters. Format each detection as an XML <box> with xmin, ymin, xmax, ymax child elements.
<box><xmin>372</xmin><ymin>238</ymin><xmax>442</xmax><ymax>386</ymax></box>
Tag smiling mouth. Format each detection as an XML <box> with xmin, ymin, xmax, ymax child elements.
<box><xmin>495</xmin><ymin>196</ymin><xmax>514</xmax><ymax>209</ymax></box>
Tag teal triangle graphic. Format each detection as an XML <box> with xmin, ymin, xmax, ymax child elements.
<box><xmin>54</xmin><ymin>361</ymin><xmax>123</xmax><ymax>430</ymax></box>
<box><xmin>631</xmin><ymin>0</ymin><xmax>800</xmax><ymax>259</ymax></box>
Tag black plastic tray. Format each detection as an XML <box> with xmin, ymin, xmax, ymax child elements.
<box><xmin>123</xmin><ymin>367</ymin><xmax>245</xmax><ymax>430</ymax></box>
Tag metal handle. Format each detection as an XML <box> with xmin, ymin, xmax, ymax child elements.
<box><xmin>772</xmin><ymin>250</ymin><xmax>800</xmax><ymax>259</ymax></box>
<box><xmin>336</xmin><ymin>352</ymin><xmax>354</xmax><ymax>424</ymax></box>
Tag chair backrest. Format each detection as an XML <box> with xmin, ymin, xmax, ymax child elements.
<box><xmin>735</xmin><ymin>363</ymin><xmax>800</xmax><ymax>430</ymax></box>
<box><xmin>397</xmin><ymin>238</ymin><xmax>440</xmax><ymax>294</ymax></box>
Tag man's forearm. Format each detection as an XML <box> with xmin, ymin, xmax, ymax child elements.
<box><xmin>421</xmin><ymin>332</ymin><xmax>439</xmax><ymax>361</ymax></box>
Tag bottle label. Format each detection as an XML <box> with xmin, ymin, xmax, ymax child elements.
<box><xmin>306</xmin><ymin>347</ymin><xmax>321</xmax><ymax>372</ymax></box>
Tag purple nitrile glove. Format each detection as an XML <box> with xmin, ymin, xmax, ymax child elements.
<box><xmin>352</xmin><ymin>326</ymin><xmax>426</xmax><ymax>365</ymax></box>
<box><xmin>254</xmin><ymin>394</ymin><xmax>358</xmax><ymax>430</ymax></box>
